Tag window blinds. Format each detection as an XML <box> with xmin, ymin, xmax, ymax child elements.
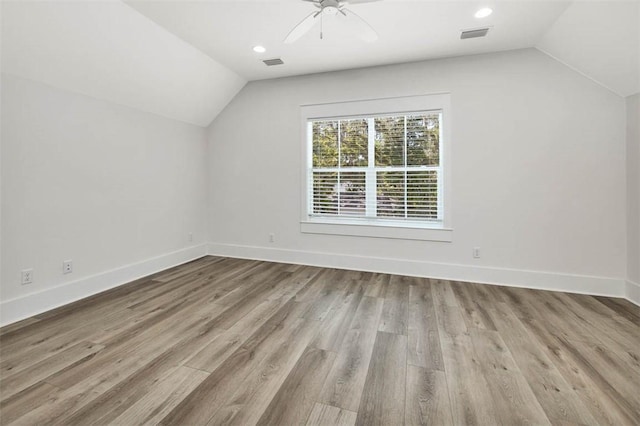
<box><xmin>309</xmin><ymin>112</ymin><xmax>442</xmax><ymax>223</ymax></box>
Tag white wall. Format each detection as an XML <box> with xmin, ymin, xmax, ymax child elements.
<box><xmin>1</xmin><ymin>74</ymin><xmax>208</xmax><ymax>324</ymax></box>
<box><xmin>207</xmin><ymin>48</ymin><xmax>627</xmax><ymax>295</ymax></box>
<box><xmin>627</xmin><ymin>93</ymin><xmax>640</xmax><ymax>303</ymax></box>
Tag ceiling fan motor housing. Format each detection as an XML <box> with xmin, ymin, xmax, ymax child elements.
<box><xmin>320</xmin><ymin>0</ymin><xmax>341</xmax><ymax>15</ymax></box>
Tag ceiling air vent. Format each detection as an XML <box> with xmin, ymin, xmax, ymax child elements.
<box><xmin>460</xmin><ymin>28</ymin><xmax>490</xmax><ymax>39</ymax></box>
<box><xmin>263</xmin><ymin>58</ymin><xmax>284</xmax><ymax>66</ymax></box>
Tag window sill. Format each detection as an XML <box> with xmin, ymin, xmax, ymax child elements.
<box><xmin>300</xmin><ymin>219</ymin><xmax>453</xmax><ymax>242</ymax></box>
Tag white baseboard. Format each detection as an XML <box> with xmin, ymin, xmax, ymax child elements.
<box><xmin>2</xmin><ymin>242</ymin><xmax>632</xmax><ymax>328</ymax></box>
<box><xmin>207</xmin><ymin>242</ymin><xmax>626</xmax><ymax>299</ymax></box>
<box><xmin>0</xmin><ymin>244</ymin><xmax>208</xmax><ymax>327</ymax></box>
<box><xmin>626</xmin><ymin>280</ymin><xmax>640</xmax><ymax>307</ymax></box>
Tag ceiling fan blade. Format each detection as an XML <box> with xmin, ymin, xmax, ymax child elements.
<box><xmin>341</xmin><ymin>8</ymin><xmax>378</xmax><ymax>42</ymax></box>
<box><xmin>284</xmin><ymin>11</ymin><xmax>321</xmax><ymax>44</ymax></box>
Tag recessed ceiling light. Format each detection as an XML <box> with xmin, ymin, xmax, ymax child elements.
<box><xmin>475</xmin><ymin>8</ymin><xmax>493</xmax><ymax>18</ymax></box>
<box><xmin>253</xmin><ymin>45</ymin><xmax>266</xmax><ymax>53</ymax></box>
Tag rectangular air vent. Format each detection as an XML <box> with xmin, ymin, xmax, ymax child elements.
<box><xmin>460</xmin><ymin>28</ymin><xmax>489</xmax><ymax>39</ymax></box>
<box><xmin>263</xmin><ymin>58</ymin><xmax>284</xmax><ymax>66</ymax></box>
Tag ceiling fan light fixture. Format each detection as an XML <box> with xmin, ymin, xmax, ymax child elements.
<box><xmin>284</xmin><ymin>0</ymin><xmax>380</xmax><ymax>44</ymax></box>
<box><xmin>323</xmin><ymin>5</ymin><xmax>339</xmax><ymax>15</ymax></box>
<box><xmin>474</xmin><ymin>7</ymin><xmax>493</xmax><ymax>18</ymax></box>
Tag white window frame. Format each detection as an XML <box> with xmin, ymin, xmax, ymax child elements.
<box><xmin>300</xmin><ymin>94</ymin><xmax>452</xmax><ymax>242</ymax></box>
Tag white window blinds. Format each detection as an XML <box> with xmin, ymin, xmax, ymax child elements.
<box><xmin>308</xmin><ymin>112</ymin><xmax>443</xmax><ymax>224</ymax></box>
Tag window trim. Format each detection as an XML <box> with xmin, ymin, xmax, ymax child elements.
<box><xmin>300</xmin><ymin>94</ymin><xmax>452</xmax><ymax>242</ymax></box>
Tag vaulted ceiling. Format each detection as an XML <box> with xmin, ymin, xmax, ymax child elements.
<box><xmin>2</xmin><ymin>1</ymin><xmax>638</xmax><ymax>127</ymax></box>
<box><xmin>1</xmin><ymin>0</ymin><xmax>246</xmax><ymax>127</ymax></box>
<box><xmin>125</xmin><ymin>0</ymin><xmax>571</xmax><ymax>81</ymax></box>
<box><xmin>537</xmin><ymin>1</ymin><xmax>639</xmax><ymax>97</ymax></box>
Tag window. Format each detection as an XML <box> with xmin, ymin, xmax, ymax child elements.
<box><xmin>310</xmin><ymin>113</ymin><xmax>441</xmax><ymax>221</ymax></box>
<box><xmin>301</xmin><ymin>94</ymin><xmax>452</xmax><ymax>242</ymax></box>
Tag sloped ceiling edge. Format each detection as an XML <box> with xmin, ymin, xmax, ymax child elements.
<box><xmin>1</xmin><ymin>0</ymin><xmax>246</xmax><ymax>127</ymax></box>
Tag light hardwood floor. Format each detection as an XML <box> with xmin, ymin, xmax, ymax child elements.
<box><xmin>1</xmin><ymin>256</ymin><xmax>638</xmax><ymax>425</ymax></box>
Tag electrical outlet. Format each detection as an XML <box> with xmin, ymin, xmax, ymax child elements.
<box><xmin>188</xmin><ymin>232</ymin><xmax>193</xmax><ymax>242</ymax></box>
<box><xmin>269</xmin><ymin>233</ymin><xmax>275</xmax><ymax>243</ymax></box>
<box><xmin>473</xmin><ymin>247</ymin><xmax>481</xmax><ymax>259</ymax></box>
<box><xmin>21</xmin><ymin>269</ymin><xmax>33</xmax><ymax>285</ymax></box>
<box><xmin>63</xmin><ymin>260</ymin><xmax>73</xmax><ymax>274</ymax></box>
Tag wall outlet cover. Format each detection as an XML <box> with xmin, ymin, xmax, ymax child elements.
<box><xmin>21</xmin><ymin>269</ymin><xmax>34</xmax><ymax>285</ymax></box>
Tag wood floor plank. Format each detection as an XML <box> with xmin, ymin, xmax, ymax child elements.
<box><xmin>506</xmin><ymin>286</ymin><xmax>640</xmax><ymax>374</ymax></box>
<box><xmin>0</xmin><ymin>341</ymin><xmax>104</xmax><ymax>401</ymax></box>
<box><xmin>0</xmin><ymin>257</ymin><xmax>637</xmax><ymax>426</ymax></box>
<box><xmin>378</xmin><ymin>275</ymin><xmax>409</xmax><ymax>335</ymax></box>
<box><xmin>203</xmin><ymin>318</ymin><xmax>323</xmax><ymax>426</ymax></box>
<box><xmin>364</xmin><ymin>273</ymin><xmax>390</xmax><ymax>298</ymax></box>
<box><xmin>209</xmin><ymin>262</ymin><xmax>285</xmax><ymax>307</ymax></box>
<box><xmin>500</xmin><ymin>287</ymin><xmax>594</xmax><ymax>343</ymax></box>
<box><xmin>0</xmin><ymin>299</ymin><xmax>127</xmax><ymax>355</ymax></box>
<box><xmin>295</xmin><ymin>268</ymin><xmax>338</xmax><ymax>303</ymax></box>
<box><xmin>149</xmin><ymin>256</ymin><xmax>226</xmax><ymax>283</ymax></box>
<box><xmin>310</xmin><ymin>277</ymin><xmax>366</xmax><ymax>352</ymax></box>
<box><xmin>430</xmin><ymin>279</ymin><xmax>459</xmax><ymax>307</ymax></box>
<box><xmin>0</xmin><ymin>317</ymin><xmax>40</xmax><ymax>338</ymax></box>
<box><xmin>111</xmin><ymin>366</ymin><xmax>210</xmax><ymax>426</ymax></box>
<box><xmin>256</xmin><ymin>346</ymin><xmax>336</xmax><ymax>426</ymax></box>
<box><xmin>554</xmin><ymin>292</ymin><xmax>639</xmax><ymax>353</ymax></box>
<box><xmin>592</xmin><ymin>295</ymin><xmax>640</xmax><ymax>325</ymax></box>
<box><xmin>433</xmin><ymin>301</ymin><xmax>501</xmax><ymax>426</ymax></box>
<box><xmin>59</xmin><ymin>324</ymin><xmax>225</xmax><ymax>425</ymax></box>
<box><xmin>520</xmin><ymin>317</ymin><xmax>639</xmax><ymax>425</ymax></box>
<box><xmin>26</xmin><ymin>305</ymin><xmax>224</xmax><ymax>425</ymax></box>
<box><xmin>407</xmin><ymin>279</ymin><xmax>443</xmax><ymax>370</ymax></box>
<box><xmin>204</xmin><ymin>273</ymin><xmax>295</xmax><ymax>330</ymax></box>
<box><xmin>355</xmin><ymin>331</ymin><xmax>407</xmax><ymax>426</ymax></box>
<box><xmin>567</xmin><ymin>340</ymin><xmax>640</xmax><ymax>422</ymax></box>
<box><xmin>266</xmin><ymin>266</ymin><xmax>324</xmax><ymax>302</ymax></box>
<box><xmin>11</xmin><ymin>324</ymin><xmax>213</xmax><ymax>426</ymax></box>
<box><xmin>469</xmin><ymin>328</ymin><xmax>551</xmax><ymax>425</ymax></box>
<box><xmin>568</xmin><ymin>292</ymin><xmax>632</xmax><ymax>320</ymax></box>
<box><xmin>0</xmin><ymin>381</ymin><xmax>60</xmax><ymax>425</ymax></box>
<box><xmin>486</xmin><ymin>300</ymin><xmax>599</xmax><ymax>425</ymax></box>
<box><xmin>185</xmin><ymin>297</ymin><xmax>292</xmax><ymax>373</ymax></box>
<box><xmin>306</xmin><ymin>403</ymin><xmax>357</xmax><ymax>426</ymax></box>
<box><xmin>449</xmin><ymin>281</ymin><xmax>497</xmax><ymax>331</ymax></box>
<box><xmin>157</xmin><ymin>299</ymin><xmax>308</xmax><ymax>425</ymax></box>
<box><xmin>467</xmin><ymin>327</ymin><xmax>519</xmax><ymax>371</ymax></box>
<box><xmin>42</xmin><ymin>301</ymin><xmax>220</xmax><ymax>391</ymax></box>
<box><xmin>125</xmin><ymin>263</ymin><xmax>249</xmax><ymax>315</ymax></box>
<box><xmin>89</xmin><ymin>307</ymin><xmax>165</xmax><ymax>345</ymax></box>
<box><xmin>404</xmin><ymin>365</ymin><xmax>453</xmax><ymax>425</ymax></box>
<box><xmin>1</xmin><ymin>308</ymin><xmax>130</xmax><ymax>380</ymax></box>
<box><xmin>300</xmin><ymin>269</ymin><xmax>348</xmax><ymax>322</ymax></box>
<box><xmin>319</xmin><ymin>296</ymin><xmax>384</xmax><ymax>412</ymax></box>
<box><xmin>123</xmin><ymin>273</ymin><xmax>223</xmax><ymax>312</ymax></box>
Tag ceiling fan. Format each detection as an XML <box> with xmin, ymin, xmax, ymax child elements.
<box><xmin>284</xmin><ymin>0</ymin><xmax>380</xmax><ymax>44</ymax></box>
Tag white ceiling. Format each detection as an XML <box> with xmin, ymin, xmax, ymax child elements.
<box><xmin>126</xmin><ymin>0</ymin><xmax>572</xmax><ymax>81</ymax></box>
<box><xmin>2</xmin><ymin>0</ymin><xmax>638</xmax><ymax>128</ymax></box>
<box><xmin>537</xmin><ymin>1</ymin><xmax>639</xmax><ymax>97</ymax></box>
